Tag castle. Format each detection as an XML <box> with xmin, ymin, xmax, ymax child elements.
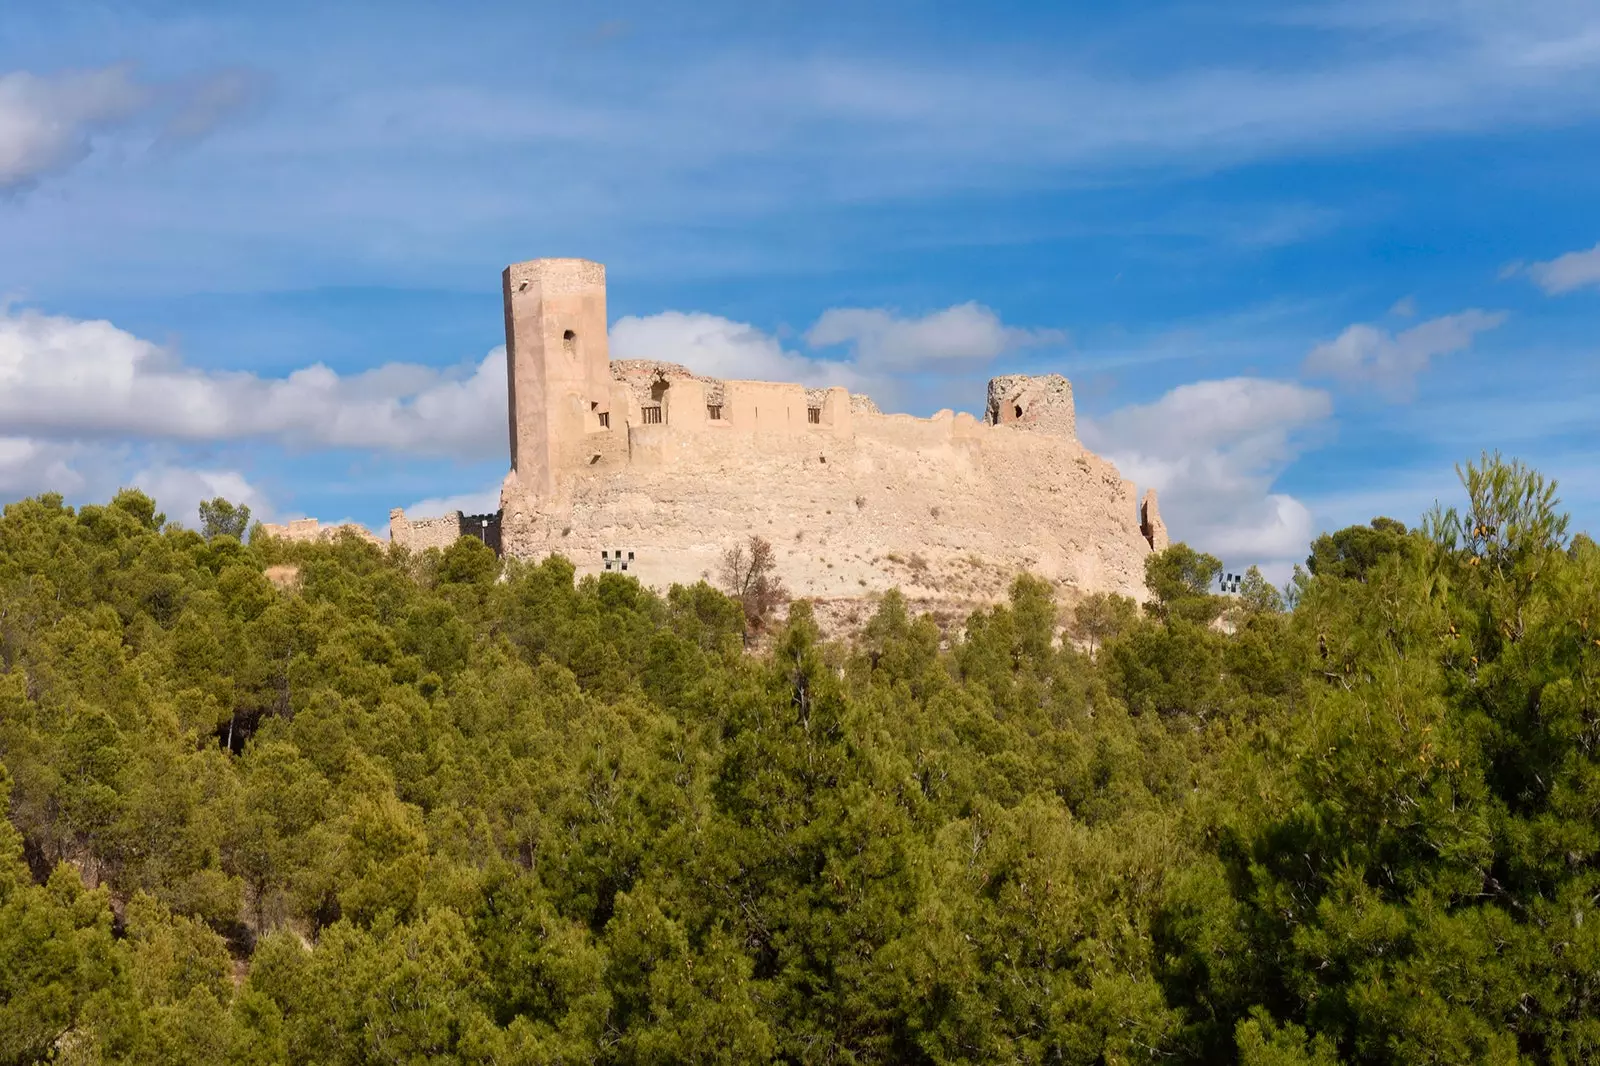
<box><xmin>267</xmin><ymin>257</ymin><xmax>1169</xmax><ymax>606</ymax></box>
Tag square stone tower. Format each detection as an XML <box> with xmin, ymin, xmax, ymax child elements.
<box><xmin>502</xmin><ymin>258</ymin><xmax>612</xmax><ymax>499</ymax></box>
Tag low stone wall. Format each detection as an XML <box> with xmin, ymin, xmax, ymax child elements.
<box><xmin>389</xmin><ymin>509</ymin><xmax>467</xmax><ymax>553</ymax></box>
<box><xmin>257</xmin><ymin>518</ymin><xmax>383</xmax><ymax>547</ymax></box>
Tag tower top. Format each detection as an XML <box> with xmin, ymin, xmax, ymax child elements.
<box><xmin>504</xmin><ymin>258</ymin><xmax>606</xmax><ymax>297</ymax></box>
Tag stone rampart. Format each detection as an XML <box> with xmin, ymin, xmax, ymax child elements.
<box><xmin>492</xmin><ymin>255</ymin><xmax>1168</xmax><ymax>607</ymax></box>
<box><xmin>257</xmin><ymin>518</ymin><xmax>383</xmax><ymax>547</ymax></box>
<box><xmin>284</xmin><ymin>256</ymin><xmax>1174</xmax><ymax>615</ymax></box>
<box><xmin>390</xmin><ymin>509</ymin><xmax>466</xmax><ymax>552</ymax></box>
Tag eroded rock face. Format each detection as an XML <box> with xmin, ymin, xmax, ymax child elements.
<box><xmin>1140</xmin><ymin>489</ymin><xmax>1170</xmax><ymax>552</ymax></box>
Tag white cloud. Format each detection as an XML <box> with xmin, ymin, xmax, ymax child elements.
<box><xmin>611</xmin><ymin>310</ymin><xmax>867</xmax><ymax>389</ymax></box>
<box><xmin>129</xmin><ymin>465</ymin><xmax>273</xmax><ymax>531</ymax></box>
<box><xmin>1524</xmin><ymin>241</ymin><xmax>1600</xmax><ymax>294</ymax></box>
<box><xmin>1</xmin><ymin>302</ymin><xmax>1063</xmax><ymax>468</ymax></box>
<box><xmin>0</xmin><ymin>65</ymin><xmax>255</xmax><ymax>190</ymax></box>
<box><xmin>0</xmin><ymin>437</ymin><xmax>85</xmax><ymax>498</ymax></box>
<box><xmin>1082</xmin><ymin>378</ymin><xmax>1333</xmax><ymax>572</ymax></box>
<box><xmin>805</xmin><ymin>302</ymin><xmax>1063</xmax><ymax>371</ymax></box>
<box><xmin>611</xmin><ymin>303</ymin><xmax>1059</xmax><ymax>412</ymax></box>
<box><xmin>404</xmin><ymin>485</ymin><xmax>503</xmax><ymax>519</ymax></box>
<box><xmin>0</xmin><ymin>308</ymin><xmax>507</xmax><ymax>458</ymax></box>
<box><xmin>1302</xmin><ymin>309</ymin><xmax>1506</xmax><ymax>398</ymax></box>
<box><xmin>0</xmin><ymin>67</ymin><xmax>147</xmax><ymax>189</ymax></box>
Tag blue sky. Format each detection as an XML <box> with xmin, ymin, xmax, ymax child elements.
<box><xmin>2</xmin><ymin>0</ymin><xmax>1597</xmax><ymax>579</ymax></box>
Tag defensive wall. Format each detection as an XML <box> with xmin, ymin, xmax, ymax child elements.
<box><xmin>257</xmin><ymin>518</ymin><xmax>383</xmax><ymax>548</ymax></box>
<box><xmin>266</xmin><ymin>256</ymin><xmax>1172</xmax><ymax>610</ymax></box>
<box><xmin>495</xmin><ymin>258</ymin><xmax>1168</xmax><ymax>604</ymax></box>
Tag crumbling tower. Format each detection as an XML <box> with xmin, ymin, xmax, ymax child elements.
<box><xmin>502</xmin><ymin>258</ymin><xmax>612</xmax><ymax>500</ymax></box>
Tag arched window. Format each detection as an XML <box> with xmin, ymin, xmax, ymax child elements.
<box><xmin>562</xmin><ymin>330</ymin><xmax>577</xmax><ymax>359</ymax></box>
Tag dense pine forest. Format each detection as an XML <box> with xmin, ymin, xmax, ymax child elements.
<box><xmin>1</xmin><ymin>453</ymin><xmax>1596</xmax><ymax>1065</ymax></box>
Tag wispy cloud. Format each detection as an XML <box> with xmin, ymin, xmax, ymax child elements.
<box><xmin>1522</xmin><ymin>241</ymin><xmax>1600</xmax><ymax>294</ymax></box>
<box><xmin>805</xmin><ymin>303</ymin><xmax>1063</xmax><ymax>371</ymax></box>
<box><xmin>0</xmin><ymin>65</ymin><xmax>257</xmax><ymax>190</ymax></box>
<box><xmin>1302</xmin><ymin>309</ymin><xmax>1506</xmax><ymax>399</ymax></box>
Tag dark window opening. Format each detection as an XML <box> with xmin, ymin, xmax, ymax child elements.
<box><xmin>807</xmin><ymin>407</ymin><xmax>822</xmax><ymax>424</ymax></box>
<box><xmin>627</xmin><ymin>551</ymin><xmax>634</xmax><ymax>560</ymax></box>
<box><xmin>601</xmin><ymin>550</ymin><xmax>609</xmax><ymax>558</ymax></box>
<box><xmin>598</xmin><ymin>411</ymin><xmax>610</xmax><ymax>429</ymax></box>
<box><xmin>642</xmin><ymin>406</ymin><xmax>663</xmax><ymax>425</ymax></box>
<box><xmin>563</xmin><ymin>329</ymin><xmax>578</xmax><ymax>359</ymax></box>
<box><xmin>1013</xmin><ymin>404</ymin><xmax>1024</xmax><ymax>419</ymax></box>
<box><xmin>707</xmin><ymin>404</ymin><xmax>723</xmax><ymax>420</ymax></box>
<box><xmin>621</xmin><ymin>562</ymin><xmax>628</xmax><ymax>571</ymax></box>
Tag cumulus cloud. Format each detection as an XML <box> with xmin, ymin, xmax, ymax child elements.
<box><xmin>611</xmin><ymin>310</ymin><xmax>866</xmax><ymax>389</ymax></box>
<box><xmin>2</xmin><ymin>300</ymin><xmax>1062</xmax><ymax>468</ymax></box>
<box><xmin>0</xmin><ymin>309</ymin><xmax>507</xmax><ymax>457</ymax></box>
<box><xmin>129</xmin><ymin>465</ymin><xmax>273</xmax><ymax>531</ymax></box>
<box><xmin>610</xmin><ymin>302</ymin><xmax>1059</xmax><ymax>412</ymax></box>
<box><xmin>404</xmin><ymin>485</ymin><xmax>503</xmax><ymax>519</ymax></box>
<box><xmin>1523</xmin><ymin>241</ymin><xmax>1600</xmax><ymax>294</ymax></box>
<box><xmin>0</xmin><ymin>67</ymin><xmax>147</xmax><ymax>188</ymax></box>
<box><xmin>1082</xmin><ymin>378</ymin><xmax>1333</xmax><ymax>574</ymax></box>
<box><xmin>1302</xmin><ymin>309</ymin><xmax>1506</xmax><ymax>399</ymax></box>
<box><xmin>0</xmin><ymin>65</ymin><xmax>256</xmax><ymax>189</ymax></box>
<box><xmin>805</xmin><ymin>302</ymin><xmax>1064</xmax><ymax>371</ymax></box>
<box><xmin>0</xmin><ymin>437</ymin><xmax>85</xmax><ymax>498</ymax></box>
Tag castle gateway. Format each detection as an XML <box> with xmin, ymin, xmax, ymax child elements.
<box><xmin>467</xmin><ymin>257</ymin><xmax>1167</xmax><ymax>605</ymax></box>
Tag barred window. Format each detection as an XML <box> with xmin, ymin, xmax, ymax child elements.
<box><xmin>807</xmin><ymin>407</ymin><xmax>822</xmax><ymax>424</ymax></box>
<box><xmin>642</xmin><ymin>406</ymin><xmax>663</xmax><ymax>425</ymax></box>
<box><xmin>707</xmin><ymin>404</ymin><xmax>723</xmax><ymax>420</ymax></box>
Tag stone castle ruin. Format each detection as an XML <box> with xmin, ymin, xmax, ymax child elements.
<box><xmin>271</xmin><ymin>257</ymin><xmax>1169</xmax><ymax>605</ymax></box>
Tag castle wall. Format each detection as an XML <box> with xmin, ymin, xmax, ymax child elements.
<box><xmin>258</xmin><ymin>518</ymin><xmax>383</xmax><ymax>547</ymax></box>
<box><xmin>494</xmin><ymin>256</ymin><xmax>1162</xmax><ymax>609</ymax></box>
<box><xmin>501</xmin><ymin>403</ymin><xmax>1153</xmax><ymax>603</ymax></box>
<box><xmin>390</xmin><ymin>509</ymin><xmax>467</xmax><ymax>552</ymax></box>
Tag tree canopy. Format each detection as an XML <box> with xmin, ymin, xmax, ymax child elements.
<box><xmin>0</xmin><ymin>455</ymin><xmax>1596</xmax><ymax>1064</ymax></box>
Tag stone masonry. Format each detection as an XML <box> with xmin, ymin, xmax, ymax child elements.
<box><xmin>496</xmin><ymin>257</ymin><xmax>1170</xmax><ymax>604</ymax></box>
<box><xmin>264</xmin><ymin>256</ymin><xmax>1173</xmax><ymax>611</ymax></box>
